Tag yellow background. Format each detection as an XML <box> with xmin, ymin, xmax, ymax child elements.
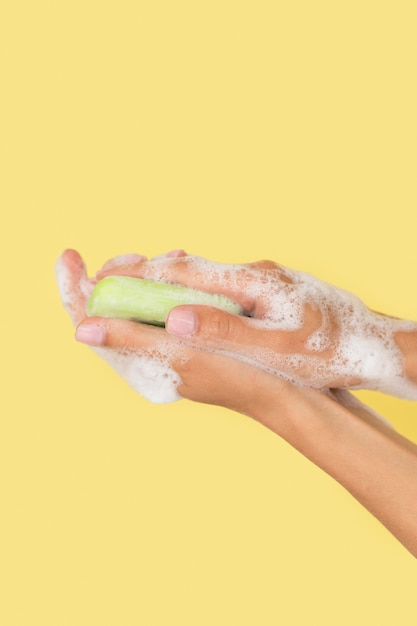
<box><xmin>1</xmin><ymin>1</ymin><xmax>416</xmax><ymax>624</ymax></box>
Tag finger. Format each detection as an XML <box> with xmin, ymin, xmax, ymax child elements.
<box><xmin>165</xmin><ymin>304</ymin><xmax>314</xmax><ymax>352</ymax></box>
<box><xmin>56</xmin><ymin>249</ymin><xmax>95</xmax><ymax>326</ymax></box>
<box><xmin>166</xmin><ymin>249</ymin><xmax>187</xmax><ymax>258</ymax></box>
<box><xmin>99</xmin><ymin>253</ymin><xmax>147</xmax><ymax>273</ymax></box>
<box><xmin>165</xmin><ymin>304</ymin><xmax>293</xmax><ymax>370</ymax></box>
<box><xmin>96</xmin><ymin>250</ymin><xmax>186</xmax><ymax>277</ymax></box>
<box><xmin>166</xmin><ymin>305</ymin><xmax>252</xmax><ymax>344</ymax></box>
<box><xmin>75</xmin><ymin>316</ymin><xmax>166</xmax><ymax>350</ymax></box>
<box><xmin>96</xmin><ymin>255</ymin><xmax>267</xmax><ymax>313</ymax></box>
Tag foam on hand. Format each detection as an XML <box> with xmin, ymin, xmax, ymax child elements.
<box><xmin>275</xmin><ymin>268</ymin><xmax>417</xmax><ymax>399</ymax></box>
<box><xmin>56</xmin><ymin>252</ymin><xmax>183</xmax><ymax>404</ymax></box>
<box><xmin>93</xmin><ymin>346</ymin><xmax>183</xmax><ymax>404</ymax></box>
<box><xmin>148</xmin><ymin>256</ymin><xmax>417</xmax><ymax>400</ymax></box>
<box><xmin>57</xmin><ymin>252</ymin><xmax>417</xmax><ymax>404</ymax></box>
<box><xmin>273</xmin><ymin>269</ymin><xmax>415</xmax><ymax>399</ymax></box>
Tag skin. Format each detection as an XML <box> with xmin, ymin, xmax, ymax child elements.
<box><xmin>57</xmin><ymin>249</ymin><xmax>417</xmax><ymax>558</ymax></box>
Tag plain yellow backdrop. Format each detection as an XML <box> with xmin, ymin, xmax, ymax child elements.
<box><xmin>1</xmin><ymin>1</ymin><xmax>416</xmax><ymax>624</ymax></box>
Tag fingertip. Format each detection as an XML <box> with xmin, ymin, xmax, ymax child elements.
<box><xmin>57</xmin><ymin>248</ymin><xmax>83</xmax><ymax>269</ymax></box>
<box><xmin>165</xmin><ymin>249</ymin><xmax>187</xmax><ymax>258</ymax></box>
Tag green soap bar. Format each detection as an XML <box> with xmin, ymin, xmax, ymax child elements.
<box><xmin>87</xmin><ymin>276</ymin><xmax>243</xmax><ymax>326</ymax></box>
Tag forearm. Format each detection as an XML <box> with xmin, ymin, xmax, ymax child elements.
<box><xmin>251</xmin><ymin>384</ymin><xmax>417</xmax><ymax>558</ymax></box>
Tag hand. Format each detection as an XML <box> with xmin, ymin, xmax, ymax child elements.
<box><xmin>96</xmin><ymin>251</ymin><xmax>417</xmax><ymax>399</ymax></box>
<box><xmin>56</xmin><ymin>249</ymin><xmax>293</xmax><ymax>409</ymax></box>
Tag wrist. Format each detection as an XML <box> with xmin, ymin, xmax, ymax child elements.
<box><xmin>246</xmin><ymin>378</ymin><xmax>331</xmax><ymax>446</ymax></box>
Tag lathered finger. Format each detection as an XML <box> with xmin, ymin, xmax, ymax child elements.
<box><xmin>99</xmin><ymin>253</ymin><xmax>147</xmax><ymax>272</ymax></box>
<box><xmin>56</xmin><ymin>249</ymin><xmax>95</xmax><ymax>326</ymax></box>
<box><xmin>95</xmin><ymin>255</ymin><xmax>279</xmax><ymax>314</ymax></box>
<box><xmin>76</xmin><ymin>316</ymin><xmax>168</xmax><ymax>349</ymax></box>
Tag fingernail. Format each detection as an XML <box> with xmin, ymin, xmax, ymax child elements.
<box><xmin>75</xmin><ymin>323</ymin><xmax>106</xmax><ymax>346</ymax></box>
<box><xmin>166</xmin><ymin>309</ymin><xmax>197</xmax><ymax>336</ymax></box>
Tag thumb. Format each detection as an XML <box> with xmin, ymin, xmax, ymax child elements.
<box><xmin>166</xmin><ymin>305</ymin><xmax>250</xmax><ymax>347</ymax></box>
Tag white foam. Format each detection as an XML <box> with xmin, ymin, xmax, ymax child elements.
<box><xmin>55</xmin><ymin>255</ymin><xmax>94</xmax><ymax>324</ymax></box>
<box><xmin>55</xmin><ymin>257</ymin><xmax>73</xmax><ymax>311</ymax></box>
<box><xmin>94</xmin><ymin>346</ymin><xmax>182</xmax><ymax>404</ymax></box>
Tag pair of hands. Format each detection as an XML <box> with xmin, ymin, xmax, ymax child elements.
<box><xmin>57</xmin><ymin>249</ymin><xmax>417</xmax><ymax>558</ymax></box>
<box><xmin>56</xmin><ymin>248</ymin><xmax>417</xmax><ymax>416</ymax></box>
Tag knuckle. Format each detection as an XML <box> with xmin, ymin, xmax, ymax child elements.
<box><xmin>206</xmin><ymin>310</ymin><xmax>232</xmax><ymax>341</ymax></box>
<box><xmin>247</xmin><ymin>259</ymin><xmax>278</xmax><ymax>271</ymax></box>
<box><xmin>203</xmin><ymin>309</ymin><xmax>245</xmax><ymax>344</ymax></box>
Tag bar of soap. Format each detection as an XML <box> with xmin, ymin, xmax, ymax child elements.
<box><xmin>87</xmin><ymin>275</ymin><xmax>243</xmax><ymax>326</ymax></box>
